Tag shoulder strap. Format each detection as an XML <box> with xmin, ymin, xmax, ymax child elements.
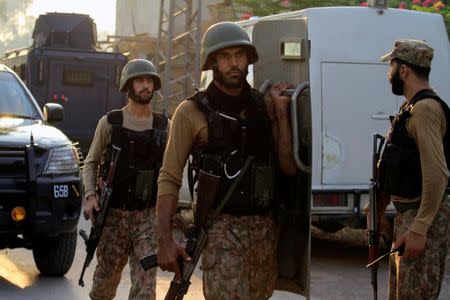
<box><xmin>152</xmin><ymin>112</ymin><xmax>169</xmax><ymax>130</ymax></box>
<box><xmin>409</xmin><ymin>89</ymin><xmax>450</xmax><ymax>125</ymax></box>
<box><xmin>107</xmin><ymin>109</ymin><xmax>123</xmax><ymax>125</ymax></box>
<box><xmin>249</xmin><ymin>88</ymin><xmax>266</xmax><ymax>111</ymax></box>
<box><xmin>152</xmin><ymin>112</ymin><xmax>169</xmax><ymax>149</ymax></box>
<box><xmin>190</xmin><ymin>90</ymin><xmax>214</xmax><ymax>117</ymax></box>
<box><xmin>106</xmin><ymin>109</ymin><xmax>123</xmax><ymax>147</ymax></box>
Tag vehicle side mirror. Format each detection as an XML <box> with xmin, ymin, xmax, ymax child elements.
<box><xmin>43</xmin><ymin>103</ymin><xmax>64</xmax><ymax>123</ymax></box>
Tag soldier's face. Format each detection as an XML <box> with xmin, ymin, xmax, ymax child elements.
<box><xmin>129</xmin><ymin>75</ymin><xmax>154</xmax><ymax>104</ymax></box>
<box><xmin>212</xmin><ymin>47</ymin><xmax>249</xmax><ymax>88</ymax></box>
<box><xmin>388</xmin><ymin>61</ymin><xmax>404</xmax><ymax>96</ymax></box>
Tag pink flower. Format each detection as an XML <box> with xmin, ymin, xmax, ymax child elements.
<box><xmin>360</xmin><ymin>1</ymin><xmax>368</xmax><ymax>6</ymax></box>
<box><xmin>240</xmin><ymin>11</ymin><xmax>253</xmax><ymax>20</ymax></box>
<box><xmin>412</xmin><ymin>0</ymin><xmax>422</xmax><ymax>4</ymax></box>
<box><xmin>422</xmin><ymin>0</ymin><xmax>433</xmax><ymax>7</ymax></box>
<box><xmin>399</xmin><ymin>1</ymin><xmax>408</xmax><ymax>9</ymax></box>
<box><xmin>281</xmin><ymin>0</ymin><xmax>290</xmax><ymax>8</ymax></box>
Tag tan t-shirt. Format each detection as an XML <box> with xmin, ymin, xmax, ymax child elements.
<box><xmin>83</xmin><ymin>107</ymin><xmax>169</xmax><ymax>199</ymax></box>
<box><xmin>157</xmin><ymin>100</ymin><xmax>208</xmax><ymax>198</ymax></box>
<box><xmin>391</xmin><ymin>98</ymin><xmax>449</xmax><ymax>235</ymax></box>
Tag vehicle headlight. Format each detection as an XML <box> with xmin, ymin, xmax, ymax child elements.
<box><xmin>43</xmin><ymin>144</ymin><xmax>79</xmax><ymax>175</ymax></box>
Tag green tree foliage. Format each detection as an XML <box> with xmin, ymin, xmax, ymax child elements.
<box><xmin>402</xmin><ymin>1</ymin><xmax>450</xmax><ymax>40</ymax></box>
<box><xmin>232</xmin><ymin>0</ymin><xmax>362</xmax><ymax>17</ymax></box>
<box><xmin>233</xmin><ymin>0</ymin><xmax>450</xmax><ymax>39</ymax></box>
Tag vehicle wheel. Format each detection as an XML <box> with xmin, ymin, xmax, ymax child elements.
<box><xmin>32</xmin><ymin>231</ymin><xmax>77</xmax><ymax>276</ymax></box>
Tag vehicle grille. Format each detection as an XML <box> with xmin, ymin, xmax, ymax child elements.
<box><xmin>0</xmin><ymin>147</ymin><xmax>47</xmax><ymax>178</ymax></box>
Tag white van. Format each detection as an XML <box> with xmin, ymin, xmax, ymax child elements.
<box><xmin>201</xmin><ymin>5</ymin><xmax>450</xmax><ymax>232</ymax></box>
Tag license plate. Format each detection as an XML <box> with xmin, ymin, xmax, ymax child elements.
<box><xmin>52</xmin><ymin>184</ymin><xmax>79</xmax><ymax>199</ymax></box>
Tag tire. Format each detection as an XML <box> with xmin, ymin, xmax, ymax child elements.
<box><xmin>32</xmin><ymin>231</ymin><xmax>77</xmax><ymax>276</ymax></box>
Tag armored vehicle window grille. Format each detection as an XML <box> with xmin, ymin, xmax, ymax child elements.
<box><xmin>63</xmin><ymin>69</ymin><xmax>94</xmax><ymax>87</ymax></box>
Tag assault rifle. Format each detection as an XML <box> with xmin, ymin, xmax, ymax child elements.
<box><xmin>140</xmin><ymin>169</ymin><xmax>220</xmax><ymax>300</ymax></box>
<box><xmin>78</xmin><ymin>145</ymin><xmax>121</xmax><ymax>287</ymax></box>
<box><xmin>367</xmin><ymin>134</ymin><xmax>385</xmax><ymax>300</ymax></box>
<box><xmin>140</xmin><ymin>156</ymin><xmax>254</xmax><ymax>300</ymax></box>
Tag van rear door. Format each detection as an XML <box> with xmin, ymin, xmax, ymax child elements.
<box><xmin>252</xmin><ymin>18</ymin><xmax>311</xmax><ymax>299</ymax></box>
<box><xmin>321</xmin><ymin>62</ymin><xmax>397</xmax><ymax>185</ymax></box>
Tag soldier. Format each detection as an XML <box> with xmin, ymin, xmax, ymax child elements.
<box><xmin>156</xmin><ymin>22</ymin><xmax>297</xmax><ymax>299</ymax></box>
<box><xmin>83</xmin><ymin>59</ymin><xmax>168</xmax><ymax>300</ymax></box>
<box><xmin>378</xmin><ymin>40</ymin><xmax>450</xmax><ymax>299</ymax></box>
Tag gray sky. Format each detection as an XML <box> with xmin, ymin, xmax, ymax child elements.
<box><xmin>0</xmin><ymin>0</ymin><xmax>116</xmax><ymax>55</ymax></box>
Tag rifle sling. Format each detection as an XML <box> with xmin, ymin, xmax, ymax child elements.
<box><xmin>210</xmin><ymin>156</ymin><xmax>254</xmax><ymax>220</ymax></box>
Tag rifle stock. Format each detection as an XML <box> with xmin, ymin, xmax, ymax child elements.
<box><xmin>78</xmin><ymin>145</ymin><xmax>121</xmax><ymax>287</ymax></box>
<box><xmin>367</xmin><ymin>134</ymin><xmax>385</xmax><ymax>300</ymax></box>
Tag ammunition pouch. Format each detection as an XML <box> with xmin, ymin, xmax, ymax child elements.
<box><xmin>135</xmin><ymin>169</ymin><xmax>155</xmax><ymax>202</ymax></box>
<box><xmin>250</xmin><ymin>162</ymin><xmax>275</xmax><ymax>209</ymax></box>
<box><xmin>218</xmin><ymin>157</ymin><xmax>275</xmax><ymax>215</ymax></box>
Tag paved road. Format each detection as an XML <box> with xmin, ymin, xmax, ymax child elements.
<box><xmin>1</xmin><ymin>216</ymin><xmax>449</xmax><ymax>299</ymax></box>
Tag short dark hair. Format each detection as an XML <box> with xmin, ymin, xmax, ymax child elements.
<box><xmin>394</xmin><ymin>58</ymin><xmax>430</xmax><ymax>80</ymax></box>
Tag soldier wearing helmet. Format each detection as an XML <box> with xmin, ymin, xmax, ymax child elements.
<box><xmin>157</xmin><ymin>22</ymin><xmax>297</xmax><ymax>299</ymax></box>
<box><xmin>374</xmin><ymin>39</ymin><xmax>450</xmax><ymax>299</ymax></box>
<box><xmin>83</xmin><ymin>59</ymin><xmax>168</xmax><ymax>299</ymax></box>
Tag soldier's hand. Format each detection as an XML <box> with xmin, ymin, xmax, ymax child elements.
<box><xmin>393</xmin><ymin>230</ymin><xmax>426</xmax><ymax>260</ymax></box>
<box><xmin>270</xmin><ymin>82</ymin><xmax>292</xmax><ymax>119</ymax></box>
<box><xmin>158</xmin><ymin>239</ymin><xmax>191</xmax><ymax>280</ymax></box>
<box><xmin>85</xmin><ymin>194</ymin><xmax>100</xmax><ymax>223</ymax></box>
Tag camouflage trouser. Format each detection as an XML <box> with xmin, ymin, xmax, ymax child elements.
<box><xmin>388</xmin><ymin>195</ymin><xmax>450</xmax><ymax>300</ymax></box>
<box><xmin>201</xmin><ymin>213</ymin><xmax>279</xmax><ymax>300</ymax></box>
<box><xmin>89</xmin><ymin>207</ymin><xmax>158</xmax><ymax>300</ymax></box>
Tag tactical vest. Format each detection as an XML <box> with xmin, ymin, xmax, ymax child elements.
<box><xmin>381</xmin><ymin>89</ymin><xmax>450</xmax><ymax>198</ymax></box>
<box><xmin>102</xmin><ymin>109</ymin><xmax>168</xmax><ymax>210</ymax></box>
<box><xmin>189</xmin><ymin>89</ymin><xmax>276</xmax><ymax>216</ymax></box>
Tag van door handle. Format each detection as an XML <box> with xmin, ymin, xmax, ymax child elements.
<box><xmin>371</xmin><ymin>114</ymin><xmax>390</xmax><ymax>120</ymax></box>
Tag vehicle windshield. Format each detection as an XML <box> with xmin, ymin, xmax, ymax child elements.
<box><xmin>0</xmin><ymin>71</ymin><xmax>39</xmax><ymax>119</ymax></box>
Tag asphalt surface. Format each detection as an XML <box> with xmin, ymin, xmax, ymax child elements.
<box><xmin>0</xmin><ymin>211</ymin><xmax>449</xmax><ymax>299</ymax></box>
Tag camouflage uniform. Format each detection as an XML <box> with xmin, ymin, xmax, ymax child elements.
<box><xmin>388</xmin><ymin>195</ymin><xmax>450</xmax><ymax>300</ymax></box>
<box><xmin>84</xmin><ymin>59</ymin><xmax>166</xmax><ymax>300</ymax></box>
<box><xmin>380</xmin><ymin>40</ymin><xmax>450</xmax><ymax>299</ymax></box>
<box><xmin>90</xmin><ymin>208</ymin><xmax>158</xmax><ymax>300</ymax></box>
<box><xmin>202</xmin><ymin>214</ymin><xmax>279</xmax><ymax>300</ymax></box>
<box><xmin>380</xmin><ymin>39</ymin><xmax>434</xmax><ymax>68</ymax></box>
<box><xmin>157</xmin><ymin>22</ymin><xmax>295</xmax><ymax>300</ymax></box>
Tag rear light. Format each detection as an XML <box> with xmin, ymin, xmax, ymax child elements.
<box><xmin>313</xmin><ymin>193</ymin><xmax>348</xmax><ymax>207</ymax></box>
<box><xmin>11</xmin><ymin>206</ymin><xmax>26</xmax><ymax>221</ymax></box>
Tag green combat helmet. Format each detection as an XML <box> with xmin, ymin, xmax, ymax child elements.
<box><xmin>200</xmin><ymin>22</ymin><xmax>258</xmax><ymax>71</ymax></box>
<box><xmin>119</xmin><ymin>59</ymin><xmax>161</xmax><ymax>92</ymax></box>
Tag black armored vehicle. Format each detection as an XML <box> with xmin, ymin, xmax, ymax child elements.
<box><xmin>1</xmin><ymin>12</ymin><xmax>127</xmax><ymax>153</ymax></box>
<box><xmin>0</xmin><ymin>64</ymin><xmax>82</xmax><ymax>276</ymax></box>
